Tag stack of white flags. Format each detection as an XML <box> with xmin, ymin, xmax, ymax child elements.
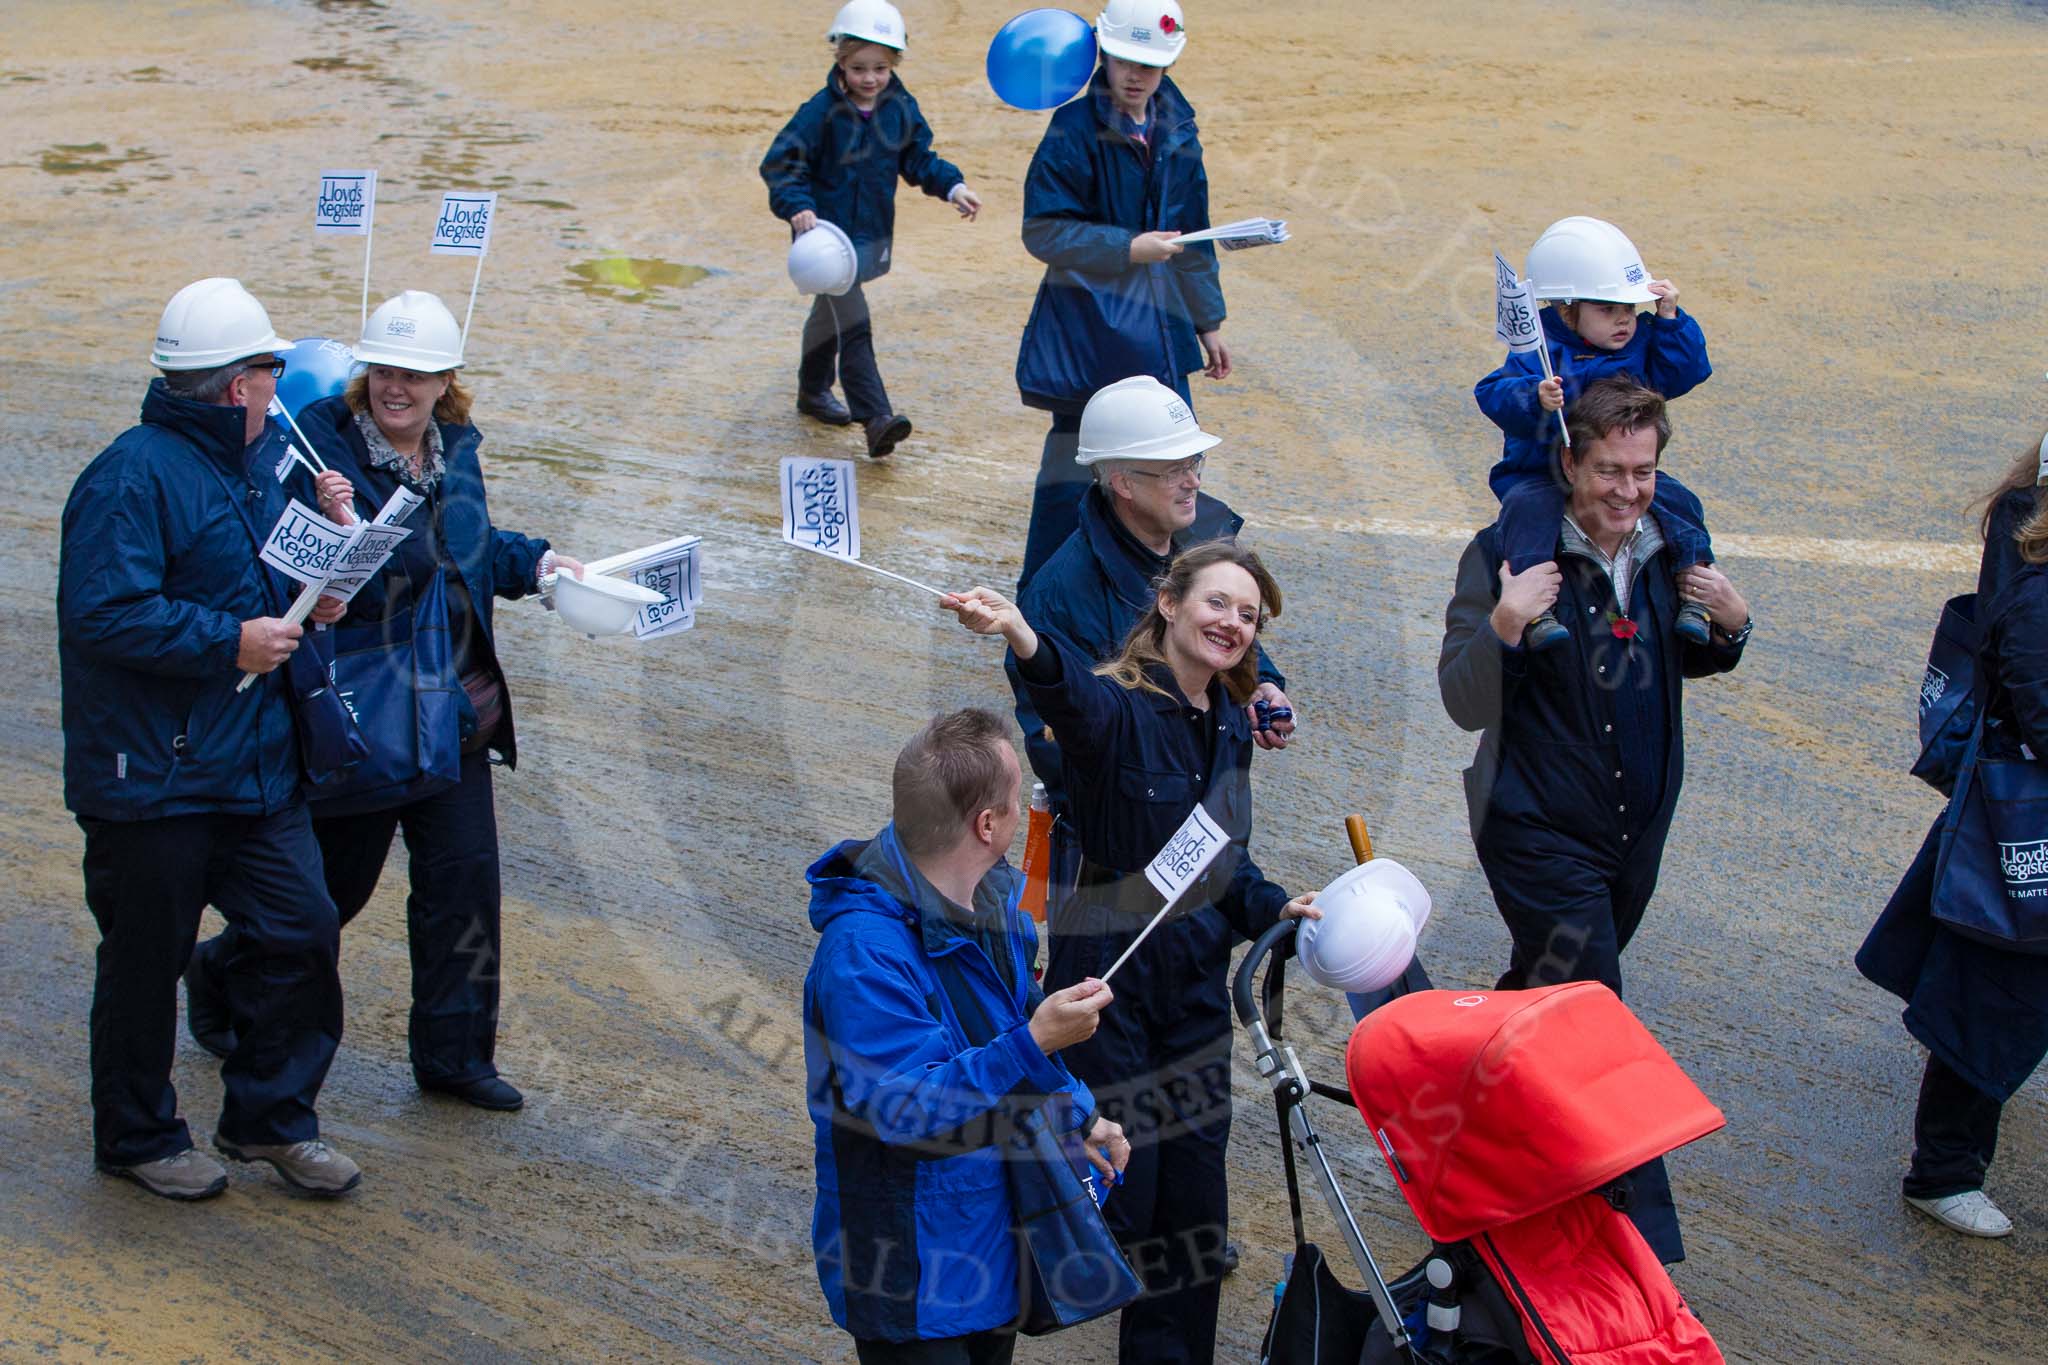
<box><xmin>1174</xmin><ymin>217</ymin><xmax>1291</xmax><ymax>251</ymax></box>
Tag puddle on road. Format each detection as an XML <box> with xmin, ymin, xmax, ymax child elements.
<box><xmin>36</xmin><ymin>143</ymin><xmax>165</xmax><ymax>192</ymax></box>
<box><xmin>567</xmin><ymin>257</ymin><xmax>710</xmax><ymax>305</ymax></box>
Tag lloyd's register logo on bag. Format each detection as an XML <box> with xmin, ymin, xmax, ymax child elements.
<box><xmin>1998</xmin><ymin>839</ymin><xmax>2048</xmax><ymax>895</ymax></box>
<box><xmin>1921</xmin><ymin>664</ymin><xmax>1949</xmax><ymax>713</ymax></box>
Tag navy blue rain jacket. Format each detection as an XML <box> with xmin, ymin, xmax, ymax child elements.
<box><xmin>1438</xmin><ymin>522</ymin><xmax>1744</xmax><ymax>884</ymax></box>
<box><xmin>1473</xmin><ymin>306</ymin><xmax>1711</xmax><ymax>497</ymax></box>
<box><xmin>760</xmin><ymin>69</ymin><xmax>965</xmax><ymax>284</ymax></box>
<box><xmin>1013</xmin><ymin>634</ymin><xmax>1291</xmax><ymax>942</ymax></box>
<box><xmin>298</xmin><ymin>395</ymin><xmax>549</xmax><ymax>768</ymax></box>
<box><xmin>1015</xmin><ymin>67</ymin><xmax>1223</xmax><ymax>415</ymax></box>
<box><xmin>804</xmin><ymin>828</ymin><xmax>1093</xmax><ymax>1342</ymax></box>
<box><xmin>60</xmin><ymin>381</ymin><xmax>304</xmax><ymax>821</ymax></box>
<box><xmin>1006</xmin><ymin>484</ymin><xmax>1283</xmax><ymax>807</ymax></box>
<box><xmin>1859</xmin><ymin>489</ymin><xmax>2048</xmax><ymax>1100</ymax></box>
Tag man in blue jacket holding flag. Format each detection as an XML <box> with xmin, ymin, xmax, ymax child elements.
<box><xmin>804</xmin><ymin>708</ymin><xmax>1128</xmax><ymax>1362</ymax></box>
<box><xmin>58</xmin><ymin>278</ymin><xmax>359</xmax><ymax>1201</ymax></box>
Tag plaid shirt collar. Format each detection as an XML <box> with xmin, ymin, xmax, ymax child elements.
<box><xmin>1559</xmin><ymin>510</ymin><xmax>1666</xmax><ymax>615</ymax></box>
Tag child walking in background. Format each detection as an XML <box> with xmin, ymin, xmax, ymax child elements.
<box><xmin>760</xmin><ymin>0</ymin><xmax>982</xmax><ymax>459</ymax></box>
<box><xmin>1474</xmin><ymin>216</ymin><xmax>1717</xmax><ymax>649</ymax></box>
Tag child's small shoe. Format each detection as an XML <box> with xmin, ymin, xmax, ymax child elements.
<box><xmin>1522</xmin><ymin>611</ymin><xmax>1569</xmax><ymax>652</ymax></box>
<box><xmin>797</xmin><ymin>389</ymin><xmax>852</xmax><ymax>426</ymax></box>
<box><xmin>1674</xmin><ymin>599</ymin><xmax>1713</xmax><ymax>645</ymax></box>
<box><xmin>865</xmin><ymin>414</ymin><xmax>912</xmax><ymax>459</ymax></box>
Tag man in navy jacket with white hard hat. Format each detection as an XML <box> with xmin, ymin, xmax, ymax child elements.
<box><xmin>58</xmin><ymin>279</ymin><xmax>360</xmax><ymax>1200</ymax></box>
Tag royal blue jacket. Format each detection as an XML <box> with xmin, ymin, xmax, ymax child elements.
<box><xmin>760</xmin><ymin>69</ymin><xmax>965</xmax><ymax>284</ymax></box>
<box><xmin>59</xmin><ymin>381</ymin><xmax>304</xmax><ymax>821</ymax></box>
<box><xmin>1016</xmin><ymin>67</ymin><xmax>1223</xmax><ymax>415</ymax></box>
<box><xmin>1473</xmin><ymin>306</ymin><xmax>1712</xmax><ymax>497</ymax></box>
<box><xmin>805</xmin><ymin>828</ymin><xmax>1093</xmax><ymax>1342</ymax></box>
<box><xmin>298</xmin><ymin>395</ymin><xmax>549</xmax><ymax>768</ymax></box>
<box><xmin>1006</xmin><ymin>484</ymin><xmax>1283</xmax><ymax>807</ymax></box>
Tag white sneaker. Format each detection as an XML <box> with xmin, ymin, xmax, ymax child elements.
<box><xmin>1906</xmin><ymin>1190</ymin><xmax>2013</xmax><ymax>1238</ymax></box>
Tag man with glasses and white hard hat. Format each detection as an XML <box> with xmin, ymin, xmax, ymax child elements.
<box><xmin>58</xmin><ymin>278</ymin><xmax>360</xmax><ymax>1201</ymax></box>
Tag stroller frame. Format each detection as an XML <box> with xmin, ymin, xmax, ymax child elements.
<box><xmin>1233</xmin><ymin>918</ymin><xmax>1412</xmax><ymax>1350</ymax></box>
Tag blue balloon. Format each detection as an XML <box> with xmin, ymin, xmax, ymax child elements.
<box><xmin>987</xmin><ymin>9</ymin><xmax>1097</xmax><ymax>111</ymax></box>
<box><xmin>276</xmin><ymin>336</ymin><xmax>357</xmax><ymax>421</ymax></box>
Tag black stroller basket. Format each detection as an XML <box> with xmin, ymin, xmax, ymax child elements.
<box><xmin>1233</xmin><ymin>921</ymin><xmax>1530</xmax><ymax>1365</ymax></box>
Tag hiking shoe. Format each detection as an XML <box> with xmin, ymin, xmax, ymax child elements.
<box><xmin>183</xmin><ymin>945</ymin><xmax>236</xmax><ymax>1060</ymax></box>
<box><xmin>420</xmin><ymin>1075</ymin><xmax>525</xmax><ymax>1112</ymax></box>
<box><xmin>214</xmin><ymin>1135</ymin><xmax>362</xmax><ymax>1196</ymax></box>
<box><xmin>1522</xmin><ymin>610</ymin><xmax>1569</xmax><ymax>652</ymax></box>
<box><xmin>796</xmin><ymin>390</ymin><xmax>852</xmax><ymax>426</ymax></box>
<box><xmin>864</xmin><ymin>414</ymin><xmax>912</xmax><ymax>459</ymax></box>
<box><xmin>1674</xmin><ymin>599</ymin><xmax>1714</xmax><ymax>645</ymax></box>
<box><xmin>1907</xmin><ymin>1190</ymin><xmax>2012</xmax><ymax>1238</ymax></box>
<box><xmin>99</xmin><ymin>1147</ymin><xmax>227</xmax><ymax>1201</ymax></box>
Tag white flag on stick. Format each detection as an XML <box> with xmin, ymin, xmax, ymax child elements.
<box><xmin>314</xmin><ymin>169</ymin><xmax>377</xmax><ymax>235</ymax></box>
<box><xmin>430</xmin><ymin>191</ymin><xmax>498</xmax><ymax>257</ymax></box>
<box><xmin>1103</xmin><ymin>802</ymin><xmax>1231</xmax><ymax>983</ymax></box>
<box><xmin>781</xmin><ymin>457</ymin><xmax>860</xmax><ymax>562</ymax></box>
<box><xmin>259</xmin><ymin>500</ymin><xmax>356</xmax><ymax>587</ymax></box>
<box><xmin>320</xmin><ymin>522</ymin><xmax>413</xmax><ymax>604</ymax></box>
<box><xmin>1494</xmin><ymin>250</ymin><xmax>1570</xmax><ymax>448</ymax></box>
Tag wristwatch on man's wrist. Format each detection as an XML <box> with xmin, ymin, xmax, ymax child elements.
<box><xmin>1715</xmin><ymin>615</ymin><xmax>1754</xmax><ymax>646</ymax></box>
<box><xmin>535</xmin><ymin>549</ymin><xmax>558</xmax><ymax>588</ymax></box>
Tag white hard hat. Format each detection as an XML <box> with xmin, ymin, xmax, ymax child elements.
<box><xmin>151</xmin><ymin>278</ymin><xmax>289</xmax><ymax>371</ymax></box>
<box><xmin>788</xmin><ymin>221</ymin><xmax>858</xmax><ymax>297</ymax></box>
<box><xmin>1097</xmin><ymin>0</ymin><xmax>1187</xmax><ymax>67</ymax></box>
<box><xmin>827</xmin><ymin>0</ymin><xmax>906</xmax><ymax>50</ymax></box>
<box><xmin>553</xmin><ymin>572</ymin><xmax>665</xmax><ymax>637</ymax></box>
<box><xmin>1075</xmin><ymin>376</ymin><xmax>1222</xmax><ymax>465</ymax></box>
<box><xmin>1294</xmin><ymin>858</ymin><xmax>1431</xmax><ymax>994</ymax></box>
<box><xmin>354</xmin><ymin>290</ymin><xmax>464</xmax><ymax>371</ymax></box>
<box><xmin>1524</xmin><ymin>216</ymin><xmax>1657</xmax><ymax>305</ymax></box>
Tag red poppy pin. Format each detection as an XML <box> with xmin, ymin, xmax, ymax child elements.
<box><xmin>1159</xmin><ymin>14</ymin><xmax>1179</xmax><ymax>34</ymax></box>
<box><xmin>1607</xmin><ymin>613</ymin><xmax>1638</xmax><ymax>640</ymax></box>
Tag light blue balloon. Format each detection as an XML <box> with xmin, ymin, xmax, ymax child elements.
<box><xmin>987</xmin><ymin>9</ymin><xmax>1097</xmax><ymax>111</ymax></box>
<box><xmin>276</xmin><ymin>337</ymin><xmax>357</xmax><ymax>421</ymax></box>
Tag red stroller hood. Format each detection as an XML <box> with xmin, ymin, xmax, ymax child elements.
<box><xmin>1345</xmin><ymin>983</ymin><xmax>1725</xmax><ymax>1244</ymax></box>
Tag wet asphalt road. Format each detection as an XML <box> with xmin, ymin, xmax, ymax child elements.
<box><xmin>4</xmin><ymin>1</ymin><xmax>2048</xmax><ymax>1361</ymax></box>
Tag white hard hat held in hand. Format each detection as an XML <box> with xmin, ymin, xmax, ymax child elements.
<box><xmin>1097</xmin><ymin>0</ymin><xmax>1187</xmax><ymax>67</ymax></box>
<box><xmin>1075</xmin><ymin>375</ymin><xmax>1222</xmax><ymax>465</ymax></box>
<box><xmin>828</xmin><ymin>0</ymin><xmax>906</xmax><ymax>50</ymax></box>
<box><xmin>151</xmin><ymin>278</ymin><xmax>289</xmax><ymax>371</ymax></box>
<box><xmin>354</xmin><ymin>290</ymin><xmax>464</xmax><ymax>372</ymax></box>
<box><xmin>789</xmin><ymin>221</ymin><xmax>858</xmax><ymax>297</ymax></box>
<box><xmin>1524</xmin><ymin>216</ymin><xmax>1658</xmax><ymax>306</ymax></box>
<box><xmin>1295</xmin><ymin>858</ymin><xmax>1432</xmax><ymax>994</ymax></box>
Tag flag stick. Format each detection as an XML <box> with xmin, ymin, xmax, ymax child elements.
<box><xmin>360</xmin><ymin>220</ymin><xmax>375</xmax><ymax>334</ymax></box>
<box><xmin>268</xmin><ymin>397</ymin><xmax>330</xmax><ymax>476</ymax></box>
<box><xmin>1531</xmin><ymin>308</ymin><xmax>1570</xmax><ymax>448</ymax></box>
<box><xmin>460</xmin><ymin>252</ymin><xmax>484</xmax><ymax>350</ymax></box>
<box><xmin>842</xmin><ymin>557</ymin><xmax>945</xmax><ymax>598</ymax></box>
<box><xmin>1102</xmin><ymin>893</ymin><xmax>1183</xmax><ymax>984</ymax></box>
<box><xmin>236</xmin><ymin>580</ymin><xmax>326</xmax><ymax>693</ymax></box>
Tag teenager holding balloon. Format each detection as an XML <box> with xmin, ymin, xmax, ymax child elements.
<box><xmin>1014</xmin><ymin>0</ymin><xmax>1233</xmax><ymax>590</ymax></box>
<box><xmin>943</xmin><ymin>541</ymin><xmax>1315</xmax><ymax>1365</ymax></box>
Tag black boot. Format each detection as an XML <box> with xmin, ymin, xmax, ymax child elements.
<box><xmin>796</xmin><ymin>389</ymin><xmax>852</xmax><ymax>426</ymax></box>
<box><xmin>864</xmin><ymin>414</ymin><xmax>912</xmax><ymax>459</ymax></box>
<box><xmin>1522</xmin><ymin>610</ymin><xmax>1569</xmax><ymax>652</ymax></box>
<box><xmin>184</xmin><ymin>937</ymin><xmax>237</xmax><ymax>1060</ymax></box>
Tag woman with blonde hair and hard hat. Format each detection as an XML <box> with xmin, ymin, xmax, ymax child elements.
<box><xmin>187</xmin><ymin>290</ymin><xmax>582</xmax><ymax>1113</ymax></box>
<box><xmin>1015</xmin><ymin>0</ymin><xmax>1231</xmax><ymax>591</ymax></box>
<box><xmin>943</xmin><ymin>540</ymin><xmax>1319</xmax><ymax>1365</ymax></box>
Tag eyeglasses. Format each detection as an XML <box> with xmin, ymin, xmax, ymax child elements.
<box><xmin>1124</xmin><ymin>454</ymin><xmax>1206</xmax><ymax>482</ymax></box>
<box><xmin>242</xmin><ymin>358</ymin><xmax>287</xmax><ymax>379</ymax></box>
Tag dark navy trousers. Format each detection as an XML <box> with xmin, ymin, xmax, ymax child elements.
<box><xmin>801</xmin><ymin>283</ymin><xmax>892</xmax><ymax>422</ymax></box>
<box><xmin>1906</xmin><ymin>1053</ymin><xmax>2004</xmax><ymax>1199</ymax></box>
<box><xmin>1046</xmin><ymin>900</ymin><xmax>1235</xmax><ymax>1365</ymax></box>
<box><xmin>80</xmin><ymin>803</ymin><xmax>341</xmax><ymax>1166</ymax></box>
<box><xmin>1499</xmin><ymin>469</ymin><xmax>1713</xmax><ymax>574</ymax></box>
<box><xmin>198</xmin><ymin>749</ymin><xmax>504</xmax><ymax>1087</ymax></box>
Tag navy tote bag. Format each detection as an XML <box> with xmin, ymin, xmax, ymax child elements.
<box><xmin>306</xmin><ymin>568</ymin><xmax>463</xmax><ymax>816</ymax></box>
